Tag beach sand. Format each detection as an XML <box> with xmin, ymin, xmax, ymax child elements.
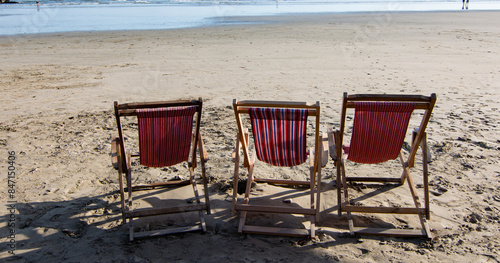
<box><xmin>1</xmin><ymin>10</ymin><xmax>499</xmax><ymax>262</ymax></box>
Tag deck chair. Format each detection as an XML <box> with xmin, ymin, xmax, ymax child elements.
<box><xmin>111</xmin><ymin>98</ymin><xmax>210</xmax><ymax>241</ymax></box>
<box><xmin>329</xmin><ymin>93</ymin><xmax>436</xmax><ymax>239</ymax></box>
<box><xmin>232</xmin><ymin>100</ymin><xmax>328</xmax><ymax>238</ymax></box>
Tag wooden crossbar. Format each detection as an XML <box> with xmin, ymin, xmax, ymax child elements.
<box><xmin>345</xmin><ymin>177</ymin><xmax>402</xmax><ymax>183</ymax></box>
<box><xmin>125</xmin><ymin>204</ymin><xmax>207</xmax><ymax>218</ymax></box>
<box><xmin>342</xmin><ymin>205</ymin><xmax>426</xmax><ymax>215</ymax></box>
<box><xmin>133</xmin><ymin>225</ymin><xmax>202</xmax><ymax>239</ymax></box>
<box><xmin>236</xmin><ymin>106</ymin><xmax>318</xmax><ymax>116</ymax></box>
<box><xmin>353</xmin><ymin>227</ymin><xmax>427</xmax><ymax>237</ymax></box>
<box><xmin>236</xmin><ymin>204</ymin><xmax>317</xmax><ymax>215</ymax></box>
<box><xmin>253</xmin><ymin>178</ymin><xmax>311</xmax><ymax>187</ymax></box>
<box><xmin>241</xmin><ymin>225</ymin><xmax>310</xmax><ymax>237</ymax></box>
<box><xmin>124</xmin><ymin>180</ymin><xmax>190</xmax><ymax>191</ymax></box>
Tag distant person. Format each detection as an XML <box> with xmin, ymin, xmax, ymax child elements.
<box><xmin>462</xmin><ymin>0</ymin><xmax>469</xmax><ymax>9</ymax></box>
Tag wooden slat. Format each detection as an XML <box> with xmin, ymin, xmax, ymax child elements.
<box><xmin>118</xmin><ymin>99</ymin><xmax>199</xmax><ymax>109</ymax></box>
<box><xmin>126</xmin><ymin>204</ymin><xmax>206</xmax><ymax>218</ymax></box>
<box><xmin>253</xmin><ymin>178</ymin><xmax>310</xmax><ymax>187</ymax></box>
<box><xmin>353</xmin><ymin>227</ymin><xmax>427</xmax><ymax>237</ymax></box>
<box><xmin>133</xmin><ymin>225</ymin><xmax>202</xmax><ymax>239</ymax></box>
<box><xmin>117</xmin><ymin>101</ymin><xmax>201</xmax><ymax>116</ymax></box>
<box><xmin>236</xmin><ymin>106</ymin><xmax>318</xmax><ymax>116</ymax></box>
<box><xmin>342</xmin><ymin>205</ymin><xmax>425</xmax><ymax>215</ymax></box>
<box><xmin>125</xmin><ymin>180</ymin><xmax>190</xmax><ymax>191</ymax></box>
<box><xmin>346</xmin><ymin>101</ymin><xmax>430</xmax><ymax>110</ymax></box>
<box><xmin>236</xmin><ymin>204</ymin><xmax>316</xmax><ymax>215</ymax></box>
<box><xmin>118</xmin><ymin>99</ymin><xmax>197</xmax><ymax>109</ymax></box>
<box><xmin>242</xmin><ymin>225</ymin><xmax>310</xmax><ymax>237</ymax></box>
<box><xmin>235</xmin><ymin>100</ymin><xmax>319</xmax><ymax>108</ymax></box>
<box><xmin>345</xmin><ymin>177</ymin><xmax>402</xmax><ymax>183</ymax></box>
<box><xmin>346</xmin><ymin>94</ymin><xmax>434</xmax><ymax>102</ymax></box>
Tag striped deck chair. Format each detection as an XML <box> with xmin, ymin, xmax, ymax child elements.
<box><xmin>232</xmin><ymin>100</ymin><xmax>328</xmax><ymax>238</ymax></box>
<box><xmin>111</xmin><ymin>98</ymin><xmax>210</xmax><ymax>241</ymax></box>
<box><xmin>328</xmin><ymin>93</ymin><xmax>436</xmax><ymax>239</ymax></box>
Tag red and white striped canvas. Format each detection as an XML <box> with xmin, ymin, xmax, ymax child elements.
<box><xmin>249</xmin><ymin>107</ymin><xmax>309</xmax><ymax>167</ymax></box>
<box><xmin>136</xmin><ymin>106</ymin><xmax>196</xmax><ymax>167</ymax></box>
<box><xmin>346</xmin><ymin>102</ymin><xmax>416</xmax><ymax>164</ymax></box>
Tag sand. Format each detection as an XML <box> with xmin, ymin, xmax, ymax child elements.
<box><xmin>1</xmin><ymin>10</ymin><xmax>499</xmax><ymax>262</ymax></box>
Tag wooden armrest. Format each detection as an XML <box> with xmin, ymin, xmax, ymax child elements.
<box><xmin>232</xmin><ymin>128</ymin><xmax>249</xmax><ymax>163</ymax></box>
<box><xmin>231</xmin><ymin>135</ymin><xmax>240</xmax><ymax>162</ymax></box>
<box><xmin>111</xmin><ymin>136</ymin><xmax>119</xmax><ymax>170</ymax></box>
<box><xmin>321</xmin><ymin>133</ymin><xmax>329</xmax><ymax>167</ymax></box>
<box><xmin>126</xmin><ymin>151</ymin><xmax>132</xmax><ymax>170</ymax></box>
<box><xmin>327</xmin><ymin>127</ymin><xmax>337</xmax><ymax>161</ymax></box>
<box><xmin>198</xmin><ymin>133</ymin><xmax>208</xmax><ymax>162</ymax></box>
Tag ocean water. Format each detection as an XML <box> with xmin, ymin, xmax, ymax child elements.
<box><xmin>1</xmin><ymin>0</ymin><xmax>499</xmax><ymax>35</ymax></box>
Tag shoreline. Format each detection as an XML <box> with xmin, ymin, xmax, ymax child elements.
<box><xmin>1</xmin><ymin>9</ymin><xmax>499</xmax><ymax>37</ymax></box>
<box><xmin>1</xmin><ymin>2</ymin><xmax>500</xmax><ymax>36</ymax></box>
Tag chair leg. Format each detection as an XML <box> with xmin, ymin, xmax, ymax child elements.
<box><xmin>404</xmin><ymin>163</ymin><xmax>432</xmax><ymax>239</ymax></box>
<box><xmin>340</xmin><ymin>158</ymin><xmax>355</xmax><ymax>236</ymax></box>
<box><xmin>125</xmin><ymin>163</ymin><xmax>135</xmax><ymax>241</ymax></box>
<box><xmin>336</xmin><ymin>163</ymin><xmax>342</xmax><ymax>216</ymax></box>
<box><xmin>197</xmin><ymin>134</ymin><xmax>211</xmax><ymax>215</ymax></box>
<box><xmin>232</xmin><ymin>138</ymin><xmax>241</xmax><ymax>216</ymax></box>
<box><xmin>310</xmin><ymin>216</ymin><xmax>316</xmax><ymax>238</ymax></box>
<box><xmin>189</xmin><ymin>167</ymin><xmax>206</xmax><ymax>233</ymax></box>
<box><xmin>126</xmin><ymin>152</ymin><xmax>133</xmax><ymax>213</ymax></box>
<box><xmin>199</xmin><ymin>210</ymin><xmax>207</xmax><ymax>233</ymax></box>
<box><xmin>341</xmin><ymin>159</ymin><xmax>349</xmax><ymax>213</ymax></box>
<box><xmin>238</xmin><ymin>162</ymin><xmax>255</xmax><ymax>234</ymax></box>
<box><xmin>316</xmin><ymin>156</ymin><xmax>322</xmax><ymax>224</ymax></box>
<box><xmin>335</xmin><ymin>133</ymin><xmax>343</xmax><ymax>216</ymax></box>
<box><xmin>118</xmin><ymin>170</ymin><xmax>126</xmax><ymax>223</ymax></box>
<box><xmin>309</xmin><ymin>153</ymin><xmax>316</xmax><ymax>238</ymax></box>
<box><xmin>421</xmin><ymin>133</ymin><xmax>430</xmax><ymax>220</ymax></box>
<box><xmin>200</xmin><ymin>156</ymin><xmax>210</xmax><ymax>215</ymax></box>
<box><xmin>129</xmin><ymin>218</ymin><xmax>134</xmax><ymax>241</ymax></box>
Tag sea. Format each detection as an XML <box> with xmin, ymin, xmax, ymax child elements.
<box><xmin>1</xmin><ymin>0</ymin><xmax>500</xmax><ymax>35</ymax></box>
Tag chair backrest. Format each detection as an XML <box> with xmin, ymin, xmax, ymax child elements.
<box><xmin>233</xmin><ymin>100</ymin><xmax>320</xmax><ymax>171</ymax></box>
<box><xmin>249</xmin><ymin>107</ymin><xmax>309</xmax><ymax>167</ymax></box>
<box><xmin>114</xmin><ymin>98</ymin><xmax>203</xmax><ymax>171</ymax></box>
<box><xmin>137</xmin><ymin>106</ymin><xmax>196</xmax><ymax>167</ymax></box>
<box><xmin>339</xmin><ymin>93</ymin><xmax>436</xmax><ymax>166</ymax></box>
<box><xmin>347</xmin><ymin>102</ymin><xmax>416</xmax><ymax>164</ymax></box>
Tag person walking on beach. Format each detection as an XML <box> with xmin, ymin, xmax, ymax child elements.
<box><xmin>462</xmin><ymin>0</ymin><xmax>469</xmax><ymax>9</ymax></box>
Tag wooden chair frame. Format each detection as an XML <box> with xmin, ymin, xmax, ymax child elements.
<box><xmin>112</xmin><ymin>98</ymin><xmax>210</xmax><ymax>241</ymax></box>
<box><xmin>329</xmin><ymin>93</ymin><xmax>436</xmax><ymax>239</ymax></box>
<box><xmin>232</xmin><ymin>100</ymin><xmax>328</xmax><ymax>238</ymax></box>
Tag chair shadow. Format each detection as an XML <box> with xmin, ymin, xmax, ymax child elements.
<box><xmin>3</xmin><ymin>192</ymin><xmax>124</xmax><ymax>262</ymax></box>
<box><xmin>3</xmin><ymin>182</ymin><xmax>430</xmax><ymax>263</ymax></box>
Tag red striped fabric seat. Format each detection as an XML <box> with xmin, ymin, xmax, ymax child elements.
<box><xmin>346</xmin><ymin>102</ymin><xmax>416</xmax><ymax>164</ymax></box>
<box><xmin>249</xmin><ymin>107</ymin><xmax>309</xmax><ymax>167</ymax></box>
<box><xmin>136</xmin><ymin>106</ymin><xmax>196</xmax><ymax>167</ymax></box>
